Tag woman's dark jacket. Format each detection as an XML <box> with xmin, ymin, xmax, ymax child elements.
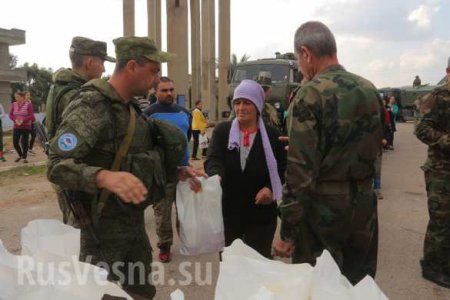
<box><xmin>204</xmin><ymin>121</ymin><xmax>286</xmax><ymax>225</ymax></box>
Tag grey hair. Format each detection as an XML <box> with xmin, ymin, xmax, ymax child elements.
<box><xmin>294</xmin><ymin>21</ymin><xmax>337</xmax><ymax>58</ymax></box>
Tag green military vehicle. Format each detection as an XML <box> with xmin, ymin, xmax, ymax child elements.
<box><xmin>227</xmin><ymin>52</ymin><xmax>302</xmax><ymax>116</ymax></box>
<box><xmin>378</xmin><ymin>77</ymin><xmax>447</xmax><ymax>122</ymax></box>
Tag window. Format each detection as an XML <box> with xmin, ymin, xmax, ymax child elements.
<box><xmin>232</xmin><ymin>64</ymin><xmax>290</xmax><ymax>84</ymax></box>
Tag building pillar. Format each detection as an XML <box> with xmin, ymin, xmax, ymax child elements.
<box><xmin>166</xmin><ymin>0</ymin><xmax>189</xmax><ymax>107</ymax></box>
<box><xmin>190</xmin><ymin>0</ymin><xmax>201</xmax><ymax>107</ymax></box>
<box><xmin>147</xmin><ymin>0</ymin><xmax>161</xmax><ymax>48</ymax></box>
<box><xmin>218</xmin><ymin>0</ymin><xmax>230</xmax><ymax>119</ymax></box>
<box><xmin>123</xmin><ymin>0</ymin><xmax>135</xmax><ymax>37</ymax></box>
<box><xmin>201</xmin><ymin>0</ymin><xmax>216</xmax><ymax>119</ymax></box>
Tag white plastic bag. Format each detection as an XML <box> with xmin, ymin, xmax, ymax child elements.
<box><xmin>199</xmin><ymin>134</ymin><xmax>209</xmax><ymax>149</ymax></box>
<box><xmin>21</xmin><ymin>219</ymin><xmax>80</xmax><ymax>261</ymax></box>
<box><xmin>1</xmin><ymin>228</ymin><xmax>132</xmax><ymax>300</ymax></box>
<box><xmin>215</xmin><ymin>239</ymin><xmax>388</xmax><ymax>300</ymax></box>
<box><xmin>170</xmin><ymin>289</ymin><xmax>185</xmax><ymax>300</ymax></box>
<box><xmin>215</xmin><ymin>239</ymin><xmax>313</xmax><ymax>300</ymax></box>
<box><xmin>176</xmin><ymin>175</ymin><xmax>224</xmax><ymax>255</ymax></box>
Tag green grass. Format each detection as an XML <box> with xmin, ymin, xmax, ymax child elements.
<box><xmin>0</xmin><ymin>164</ymin><xmax>46</xmax><ymax>177</ymax></box>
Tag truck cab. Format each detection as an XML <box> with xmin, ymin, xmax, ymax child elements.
<box><xmin>227</xmin><ymin>53</ymin><xmax>302</xmax><ymax>116</ymax></box>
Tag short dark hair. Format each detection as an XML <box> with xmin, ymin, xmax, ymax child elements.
<box><xmin>114</xmin><ymin>57</ymin><xmax>151</xmax><ymax>72</ymax></box>
<box><xmin>195</xmin><ymin>100</ymin><xmax>202</xmax><ymax>106</ymax></box>
<box><xmin>155</xmin><ymin>76</ymin><xmax>173</xmax><ymax>90</ymax></box>
<box><xmin>69</xmin><ymin>52</ymin><xmax>85</xmax><ymax>69</ymax></box>
<box><xmin>294</xmin><ymin>21</ymin><xmax>337</xmax><ymax>58</ymax></box>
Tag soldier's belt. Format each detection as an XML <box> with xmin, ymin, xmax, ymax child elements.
<box><xmin>314</xmin><ymin>179</ymin><xmax>372</xmax><ymax>195</ymax></box>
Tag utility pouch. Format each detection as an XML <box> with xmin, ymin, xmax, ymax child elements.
<box><xmin>121</xmin><ymin>150</ymin><xmax>167</xmax><ymax>208</ymax></box>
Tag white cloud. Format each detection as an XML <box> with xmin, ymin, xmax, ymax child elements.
<box><xmin>407</xmin><ymin>4</ymin><xmax>440</xmax><ymax>30</ymax></box>
<box><xmin>399</xmin><ymin>39</ymin><xmax>450</xmax><ymax>71</ymax></box>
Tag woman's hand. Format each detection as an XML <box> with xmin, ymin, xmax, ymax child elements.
<box><xmin>177</xmin><ymin>166</ymin><xmax>208</xmax><ymax>193</ymax></box>
<box><xmin>273</xmin><ymin>239</ymin><xmax>295</xmax><ymax>257</ymax></box>
<box><xmin>255</xmin><ymin>187</ymin><xmax>273</xmax><ymax>205</ymax></box>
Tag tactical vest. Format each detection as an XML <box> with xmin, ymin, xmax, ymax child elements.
<box><xmin>73</xmin><ymin>85</ymin><xmax>186</xmax><ymax>218</ymax></box>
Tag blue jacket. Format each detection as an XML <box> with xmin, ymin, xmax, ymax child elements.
<box><xmin>144</xmin><ymin>101</ymin><xmax>191</xmax><ymax>166</ymax></box>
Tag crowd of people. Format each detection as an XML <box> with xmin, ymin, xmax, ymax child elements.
<box><xmin>4</xmin><ymin>19</ymin><xmax>446</xmax><ymax>299</ymax></box>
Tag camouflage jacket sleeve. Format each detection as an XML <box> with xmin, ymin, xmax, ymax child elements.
<box><xmin>47</xmin><ymin>94</ymin><xmax>111</xmax><ymax>194</ymax></box>
<box><xmin>278</xmin><ymin>85</ymin><xmax>322</xmax><ymax>242</ymax></box>
<box><xmin>416</xmin><ymin>87</ymin><xmax>450</xmax><ymax>150</ymax></box>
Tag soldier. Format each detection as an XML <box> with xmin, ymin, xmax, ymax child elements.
<box><xmin>415</xmin><ymin>56</ymin><xmax>450</xmax><ymax>288</ymax></box>
<box><xmin>256</xmin><ymin>73</ymin><xmax>281</xmax><ymax>130</ymax></box>
<box><xmin>413</xmin><ymin>75</ymin><xmax>422</xmax><ymax>87</ymax></box>
<box><xmin>45</xmin><ymin>36</ymin><xmax>115</xmax><ymax>226</ymax></box>
<box><xmin>273</xmin><ymin>21</ymin><xmax>382</xmax><ymax>284</ymax></box>
<box><xmin>47</xmin><ymin>36</ymin><xmax>203</xmax><ymax>299</ymax></box>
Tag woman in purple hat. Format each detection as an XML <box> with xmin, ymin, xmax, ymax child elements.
<box><xmin>205</xmin><ymin>79</ymin><xmax>286</xmax><ymax>258</ymax></box>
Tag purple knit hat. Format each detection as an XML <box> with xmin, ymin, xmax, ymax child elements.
<box><xmin>228</xmin><ymin>80</ymin><xmax>282</xmax><ymax>201</ymax></box>
<box><xmin>232</xmin><ymin>79</ymin><xmax>265</xmax><ymax>112</ymax></box>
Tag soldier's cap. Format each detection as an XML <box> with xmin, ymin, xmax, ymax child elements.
<box><xmin>113</xmin><ymin>36</ymin><xmax>172</xmax><ymax>63</ymax></box>
<box><xmin>256</xmin><ymin>71</ymin><xmax>272</xmax><ymax>87</ymax></box>
<box><xmin>70</xmin><ymin>36</ymin><xmax>115</xmax><ymax>62</ymax></box>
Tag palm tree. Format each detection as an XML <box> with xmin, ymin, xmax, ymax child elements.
<box><xmin>228</xmin><ymin>53</ymin><xmax>250</xmax><ymax>82</ymax></box>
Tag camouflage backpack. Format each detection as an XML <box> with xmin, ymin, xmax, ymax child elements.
<box><xmin>45</xmin><ymin>82</ymin><xmax>83</xmax><ymax>139</ymax></box>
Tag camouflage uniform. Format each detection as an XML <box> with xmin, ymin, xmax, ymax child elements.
<box><xmin>279</xmin><ymin>65</ymin><xmax>382</xmax><ymax>284</ymax></box>
<box><xmin>415</xmin><ymin>82</ymin><xmax>450</xmax><ymax>283</ymax></box>
<box><xmin>46</xmin><ymin>68</ymin><xmax>86</xmax><ymax>227</ymax></box>
<box><xmin>47</xmin><ymin>77</ymin><xmax>163</xmax><ymax>297</ymax></box>
<box><xmin>45</xmin><ymin>37</ymin><xmax>114</xmax><ymax>227</ymax></box>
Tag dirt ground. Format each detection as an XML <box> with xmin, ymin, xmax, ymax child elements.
<box><xmin>1</xmin><ymin>123</ymin><xmax>450</xmax><ymax>299</ymax></box>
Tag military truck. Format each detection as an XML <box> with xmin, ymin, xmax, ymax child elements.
<box><xmin>378</xmin><ymin>83</ymin><xmax>440</xmax><ymax>122</ymax></box>
<box><xmin>227</xmin><ymin>52</ymin><xmax>302</xmax><ymax>116</ymax></box>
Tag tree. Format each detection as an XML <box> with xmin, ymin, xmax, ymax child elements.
<box><xmin>9</xmin><ymin>54</ymin><xmax>18</xmax><ymax>69</ymax></box>
<box><xmin>228</xmin><ymin>53</ymin><xmax>250</xmax><ymax>82</ymax></box>
<box><xmin>11</xmin><ymin>62</ymin><xmax>53</xmax><ymax>112</ymax></box>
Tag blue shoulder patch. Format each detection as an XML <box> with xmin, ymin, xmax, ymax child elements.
<box><xmin>58</xmin><ymin>133</ymin><xmax>78</xmax><ymax>152</ymax></box>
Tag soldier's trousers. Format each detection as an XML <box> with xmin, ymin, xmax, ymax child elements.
<box><xmin>153</xmin><ymin>181</ymin><xmax>177</xmax><ymax>246</ymax></box>
<box><xmin>421</xmin><ymin>170</ymin><xmax>450</xmax><ymax>275</ymax></box>
<box><xmin>292</xmin><ymin>183</ymin><xmax>378</xmax><ymax>284</ymax></box>
<box><xmin>80</xmin><ymin>227</ymin><xmax>155</xmax><ymax>299</ymax></box>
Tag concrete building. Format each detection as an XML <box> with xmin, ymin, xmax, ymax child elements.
<box><xmin>0</xmin><ymin>28</ymin><xmax>26</xmax><ymax>109</ymax></box>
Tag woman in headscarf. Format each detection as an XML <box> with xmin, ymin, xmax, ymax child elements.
<box><xmin>205</xmin><ymin>79</ymin><xmax>286</xmax><ymax>258</ymax></box>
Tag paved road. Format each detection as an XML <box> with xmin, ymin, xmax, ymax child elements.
<box><xmin>1</xmin><ymin>122</ymin><xmax>450</xmax><ymax>299</ymax></box>
<box><xmin>375</xmin><ymin>122</ymin><xmax>450</xmax><ymax>299</ymax></box>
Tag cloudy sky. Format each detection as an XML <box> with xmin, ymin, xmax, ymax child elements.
<box><xmin>1</xmin><ymin>0</ymin><xmax>449</xmax><ymax>88</ymax></box>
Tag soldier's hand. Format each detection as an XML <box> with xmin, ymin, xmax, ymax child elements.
<box><xmin>273</xmin><ymin>239</ymin><xmax>295</xmax><ymax>258</ymax></box>
<box><xmin>96</xmin><ymin>170</ymin><xmax>147</xmax><ymax>204</ymax></box>
<box><xmin>177</xmin><ymin>166</ymin><xmax>208</xmax><ymax>193</ymax></box>
<box><xmin>255</xmin><ymin>187</ymin><xmax>273</xmax><ymax>205</ymax></box>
